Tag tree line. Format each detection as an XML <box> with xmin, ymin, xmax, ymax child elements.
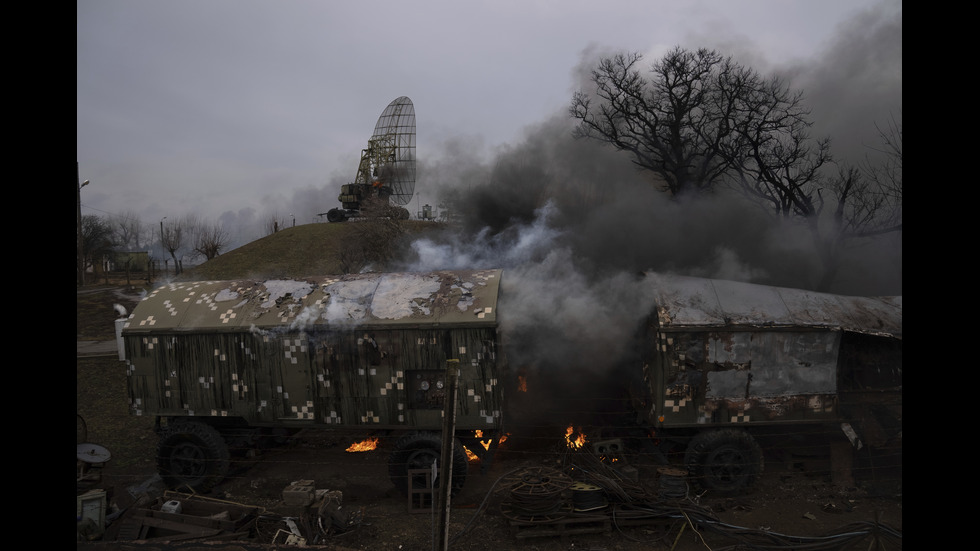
<box><xmin>78</xmin><ymin>210</ymin><xmax>310</xmax><ymax>283</ymax></box>
<box><xmin>78</xmin><ymin>213</ymin><xmax>232</xmax><ymax>282</ymax></box>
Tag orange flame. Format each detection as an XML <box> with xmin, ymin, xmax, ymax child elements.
<box><xmin>565</xmin><ymin>425</ymin><xmax>587</xmax><ymax>449</ymax></box>
<box><xmin>465</xmin><ymin>431</ymin><xmax>510</xmax><ymax>461</ymax></box>
<box><xmin>518</xmin><ymin>375</ymin><xmax>527</xmax><ymax>392</ymax></box>
<box><xmin>474</xmin><ymin>429</ymin><xmax>499</xmax><ymax>451</ymax></box>
<box><xmin>345</xmin><ymin>437</ymin><xmax>379</xmax><ymax>452</ymax></box>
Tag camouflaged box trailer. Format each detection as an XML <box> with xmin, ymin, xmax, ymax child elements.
<box><xmin>120</xmin><ymin>269</ymin><xmax>506</xmax><ymax>494</ymax></box>
<box><xmin>635</xmin><ymin>273</ymin><xmax>902</xmax><ymax>494</ymax></box>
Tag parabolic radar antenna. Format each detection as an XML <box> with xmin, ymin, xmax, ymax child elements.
<box><xmin>325</xmin><ymin>96</ymin><xmax>416</xmax><ymax>222</ymax></box>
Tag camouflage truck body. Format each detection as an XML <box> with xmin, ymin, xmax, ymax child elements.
<box><xmin>120</xmin><ymin>268</ymin><xmax>901</xmax><ymax>496</ymax></box>
<box><xmin>635</xmin><ymin>273</ymin><xmax>902</xmax><ymax>494</ymax></box>
<box><xmin>121</xmin><ymin>269</ymin><xmax>505</xmax><ymax>493</ymax></box>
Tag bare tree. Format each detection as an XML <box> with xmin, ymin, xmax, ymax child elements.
<box><xmin>109</xmin><ymin>211</ymin><xmax>147</xmax><ymax>251</ymax></box>
<box><xmin>570</xmin><ymin>47</ymin><xmax>735</xmax><ymax>196</ymax></box>
<box><xmin>193</xmin><ymin>221</ymin><xmax>229</xmax><ymax>261</ymax></box>
<box><xmin>266</xmin><ymin>213</ymin><xmax>289</xmax><ymax>235</ymax></box>
<box><xmin>711</xmin><ymin>66</ymin><xmax>829</xmax><ymax>215</ymax></box>
<box><xmin>715</xmin><ymin>71</ymin><xmax>901</xmax><ymax>291</ymax></box>
<box><xmin>161</xmin><ymin>217</ymin><xmax>186</xmax><ymax>276</ymax></box>
<box><xmin>860</xmin><ymin>116</ymin><xmax>902</xmax><ymax>221</ymax></box>
<box><xmin>571</xmin><ymin>46</ymin><xmax>902</xmax><ymax>291</ymax></box>
<box><xmin>811</xmin><ymin>119</ymin><xmax>902</xmax><ymax>290</ymax></box>
<box><xmin>725</xmin><ymin>105</ymin><xmax>901</xmax><ymax>291</ymax></box>
<box><xmin>81</xmin><ymin>215</ymin><xmax>116</xmax><ymax>280</ymax></box>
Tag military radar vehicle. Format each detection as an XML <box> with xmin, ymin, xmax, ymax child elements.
<box><xmin>323</xmin><ymin>96</ymin><xmax>416</xmax><ymax>222</ymax></box>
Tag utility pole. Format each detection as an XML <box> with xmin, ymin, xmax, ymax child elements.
<box><xmin>77</xmin><ymin>162</ymin><xmax>90</xmax><ymax>286</ymax></box>
<box><xmin>159</xmin><ymin>217</ymin><xmax>167</xmax><ymax>277</ymax></box>
<box><xmin>437</xmin><ymin>359</ymin><xmax>459</xmax><ymax>551</ymax></box>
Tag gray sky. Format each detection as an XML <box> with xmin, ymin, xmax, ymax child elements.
<box><xmin>77</xmin><ymin>0</ymin><xmax>900</xmax><ymax>258</ymax></box>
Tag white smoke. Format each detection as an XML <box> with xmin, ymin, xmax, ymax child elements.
<box><xmin>404</xmin><ymin>201</ymin><xmax>564</xmax><ymax>271</ymax></box>
<box><xmin>397</xmin><ymin>200</ymin><xmax>660</xmax><ymax>375</ymax></box>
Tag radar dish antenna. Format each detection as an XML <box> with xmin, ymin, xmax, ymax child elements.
<box><xmin>370</xmin><ymin>96</ymin><xmax>416</xmax><ymax>206</ymax></box>
<box><xmin>324</xmin><ymin>96</ymin><xmax>416</xmax><ymax>222</ymax></box>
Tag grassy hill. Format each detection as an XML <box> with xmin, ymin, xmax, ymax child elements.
<box><xmin>178</xmin><ymin>220</ymin><xmax>444</xmax><ymax>282</ymax></box>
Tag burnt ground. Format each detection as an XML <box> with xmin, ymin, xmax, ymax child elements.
<box><xmin>77</xmin><ymin>285</ymin><xmax>902</xmax><ymax>550</ymax></box>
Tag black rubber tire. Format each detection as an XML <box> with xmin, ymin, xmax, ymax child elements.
<box><xmin>156</xmin><ymin>421</ymin><xmax>231</xmax><ymax>492</ymax></box>
<box><xmin>388</xmin><ymin>432</ymin><xmax>468</xmax><ymax>497</ymax></box>
<box><xmin>326</xmin><ymin>209</ymin><xmax>346</xmax><ymax>223</ymax></box>
<box><xmin>684</xmin><ymin>429</ymin><xmax>763</xmax><ymax>496</ymax></box>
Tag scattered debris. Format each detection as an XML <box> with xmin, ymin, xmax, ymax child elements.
<box><xmin>104</xmin><ymin>493</ymin><xmax>262</xmax><ymax>542</ymax></box>
<box><xmin>283</xmin><ymin>479</ymin><xmax>316</xmax><ymax>507</ymax></box>
<box><xmin>822</xmin><ymin>502</ymin><xmax>844</xmax><ymax>514</ymax></box>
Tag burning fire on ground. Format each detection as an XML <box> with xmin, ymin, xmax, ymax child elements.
<box><xmin>565</xmin><ymin>425</ymin><xmax>587</xmax><ymax>449</ymax></box>
<box><xmin>463</xmin><ymin>430</ymin><xmax>508</xmax><ymax>461</ymax></box>
<box><xmin>345</xmin><ymin>437</ymin><xmax>379</xmax><ymax>452</ymax></box>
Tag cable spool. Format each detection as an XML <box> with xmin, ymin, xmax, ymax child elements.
<box><xmin>502</xmin><ymin>467</ymin><xmax>572</xmax><ymax>519</ymax></box>
<box><xmin>570</xmin><ymin>482</ymin><xmax>607</xmax><ymax>512</ymax></box>
<box><xmin>656</xmin><ymin>467</ymin><xmax>689</xmax><ymax>500</ymax></box>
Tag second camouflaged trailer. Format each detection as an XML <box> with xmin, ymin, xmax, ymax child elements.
<box><xmin>120</xmin><ymin>269</ymin><xmax>506</xmax><ymax>495</ymax></box>
<box><xmin>633</xmin><ymin>272</ymin><xmax>902</xmax><ymax>494</ymax></box>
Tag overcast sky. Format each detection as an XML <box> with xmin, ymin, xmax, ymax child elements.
<box><xmin>77</xmin><ymin>0</ymin><xmax>901</xmax><ymax>255</ymax></box>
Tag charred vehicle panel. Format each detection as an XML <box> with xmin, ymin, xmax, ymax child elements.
<box><xmin>637</xmin><ymin>273</ymin><xmax>902</xmax><ymax>494</ymax></box>
<box><xmin>120</xmin><ymin>269</ymin><xmax>504</xmax><ymax>494</ymax></box>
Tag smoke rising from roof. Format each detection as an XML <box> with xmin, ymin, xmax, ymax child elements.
<box><xmin>382</xmin><ymin>6</ymin><xmax>901</xmax><ymax>425</ymax></box>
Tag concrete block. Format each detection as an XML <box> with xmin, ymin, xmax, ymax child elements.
<box><xmin>282</xmin><ymin>479</ymin><xmax>316</xmax><ymax>507</ymax></box>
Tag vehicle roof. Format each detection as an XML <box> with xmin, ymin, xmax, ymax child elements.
<box><xmin>644</xmin><ymin>272</ymin><xmax>902</xmax><ymax>338</ymax></box>
<box><xmin>122</xmin><ymin>269</ymin><xmax>501</xmax><ymax>334</ymax></box>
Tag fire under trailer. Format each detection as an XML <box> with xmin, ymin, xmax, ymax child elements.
<box><xmin>119</xmin><ymin>269</ymin><xmax>901</xmax><ymax>497</ymax></box>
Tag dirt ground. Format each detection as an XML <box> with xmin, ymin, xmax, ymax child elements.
<box><xmin>77</xmin><ymin>424</ymin><xmax>902</xmax><ymax>550</ymax></box>
<box><xmin>77</xmin><ymin>285</ymin><xmax>902</xmax><ymax>550</ymax></box>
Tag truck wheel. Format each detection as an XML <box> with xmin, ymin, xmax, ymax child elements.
<box><xmin>156</xmin><ymin>421</ymin><xmax>231</xmax><ymax>492</ymax></box>
<box><xmin>684</xmin><ymin>429</ymin><xmax>763</xmax><ymax>496</ymax></box>
<box><xmin>388</xmin><ymin>432</ymin><xmax>468</xmax><ymax>497</ymax></box>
